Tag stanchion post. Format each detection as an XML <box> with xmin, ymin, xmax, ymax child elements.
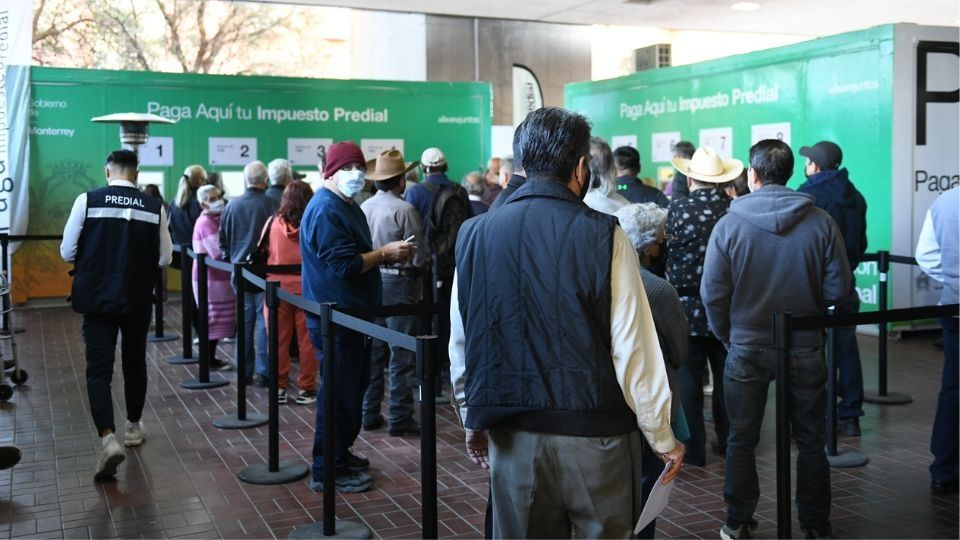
<box><xmin>168</xmin><ymin>245</ymin><xmax>196</xmax><ymax>364</ymax></box>
<box><xmin>773</xmin><ymin>311</ymin><xmax>793</xmax><ymax>540</ymax></box>
<box><xmin>237</xmin><ymin>280</ymin><xmax>308</xmax><ymax>485</ymax></box>
<box><xmin>0</xmin><ymin>234</ymin><xmax>20</xmax><ymax>336</ymax></box>
<box><xmin>417</xmin><ymin>335</ymin><xmax>439</xmax><ymax>539</ymax></box>
<box><xmin>322</xmin><ymin>302</ymin><xmax>337</xmax><ymax>536</ymax></box>
<box><xmin>865</xmin><ymin>251</ymin><xmax>912</xmax><ymax>404</ymax></box>
<box><xmin>825</xmin><ymin>306</ymin><xmax>870</xmax><ymax>467</ymax></box>
<box><xmin>181</xmin><ymin>253</ymin><xmax>228</xmax><ymax>390</ymax></box>
<box><xmin>147</xmin><ymin>269</ymin><xmax>177</xmax><ymax>342</ymax></box>
<box><xmin>213</xmin><ymin>264</ymin><xmax>267</xmax><ymax>429</ymax></box>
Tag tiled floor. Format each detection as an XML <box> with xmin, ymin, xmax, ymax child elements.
<box><xmin>0</xmin><ymin>302</ymin><xmax>957</xmax><ymax>539</ymax></box>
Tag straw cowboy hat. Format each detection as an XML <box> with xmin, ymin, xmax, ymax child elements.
<box><xmin>365</xmin><ymin>149</ymin><xmax>419</xmax><ymax>181</ymax></box>
<box><xmin>671</xmin><ymin>146</ymin><xmax>743</xmax><ymax>183</ymax></box>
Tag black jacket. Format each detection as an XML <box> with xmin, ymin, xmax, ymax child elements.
<box><xmin>489</xmin><ymin>174</ymin><xmax>526</xmax><ymax>210</ymax></box>
<box><xmin>455</xmin><ymin>178</ymin><xmax>637</xmax><ymax>436</ymax></box>
<box><xmin>798</xmin><ymin>168</ymin><xmax>867</xmax><ymax>270</ymax></box>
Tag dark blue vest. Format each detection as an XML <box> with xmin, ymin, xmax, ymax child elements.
<box><xmin>72</xmin><ymin>184</ymin><xmax>162</xmax><ymax>315</ymax></box>
<box><xmin>455</xmin><ymin>178</ymin><xmax>637</xmax><ymax>437</ymax></box>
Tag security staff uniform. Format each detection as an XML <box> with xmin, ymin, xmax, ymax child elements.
<box><xmin>61</xmin><ymin>179</ymin><xmax>173</xmax><ymax>436</ymax></box>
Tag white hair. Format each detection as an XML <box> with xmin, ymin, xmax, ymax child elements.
<box><xmin>616</xmin><ymin>203</ymin><xmax>668</xmax><ymax>251</ymax></box>
<box><xmin>243</xmin><ymin>160</ymin><xmax>269</xmax><ymax>187</ymax></box>
<box><xmin>196</xmin><ymin>184</ymin><xmax>220</xmax><ymax>204</ymax></box>
<box><xmin>267</xmin><ymin>158</ymin><xmax>292</xmax><ymax>186</ymax></box>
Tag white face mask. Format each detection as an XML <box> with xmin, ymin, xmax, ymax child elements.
<box><xmin>335</xmin><ymin>169</ymin><xmax>365</xmax><ymax>199</ymax></box>
<box><xmin>206</xmin><ymin>199</ymin><xmax>224</xmax><ymax>214</ymax></box>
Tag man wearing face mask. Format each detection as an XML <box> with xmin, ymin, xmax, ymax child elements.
<box><xmin>301</xmin><ymin>141</ymin><xmax>412</xmax><ymax>493</ymax></box>
<box><xmin>450</xmin><ymin>107</ymin><xmax>685</xmax><ymax>538</ymax></box>
<box><xmin>61</xmin><ymin>150</ymin><xmax>173</xmax><ymax>480</ymax></box>
<box><xmin>220</xmin><ymin>161</ymin><xmax>279</xmax><ymax>384</ymax></box>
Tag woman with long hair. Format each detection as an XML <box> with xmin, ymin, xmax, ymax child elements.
<box><xmin>261</xmin><ymin>180</ymin><xmax>318</xmax><ymax>404</ymax></box>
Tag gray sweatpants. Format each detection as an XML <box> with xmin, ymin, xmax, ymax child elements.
<box><xmin>488</xmin><ymin>428</ymin><xmax>645</xmax><ymax>539</ymax></box>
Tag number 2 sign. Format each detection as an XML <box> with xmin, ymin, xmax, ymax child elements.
<box><xmin>209</xmin><ymin>137</ymin><xmax>258</xmax><ymax>166</ymax></box>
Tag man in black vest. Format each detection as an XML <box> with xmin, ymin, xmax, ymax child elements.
<box><xmin>450</xmin><ymin>107</ymin><xmax>685</xmax><ymax>538</ymax></box>
<box><xmin>60</xmin><ymin>150</ymin><xmax>173</xmax><ymax>481</ymax></box>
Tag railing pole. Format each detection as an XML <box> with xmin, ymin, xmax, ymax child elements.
<box><xmin>826</xmin><ymin>306</ymin><xmax>870</xmax><ymax>468</ymax></box>
<box><xmin>147</xmin><ymin>268</ymin><xmax>177</xmax><ymax>342</ymax></box>
<box><xmin>322</xmin><ymin>302</ymin><xmax>337</xmax><ymax>536</ymax></box>
<box><xmin>181</xmin><ymin>252</ymin><xmax>228</xmax><ymax>390</ymax></box>
<box><xmin>864</xmin><ymin>251</ymin><xmax>913</xmax><ymax>404</ymax></box>
<box><xmin>213</xmin><ymin>264</ymin><xmax>267</xmax><ymax>429</ymax></box>
<box><xmin>417</xmin><ymin>335</ymin><xmax>439</xmax><ymax>539</ymax></box>
<box><xmin>773</xmin><ymin>311</ymin><xmax>793</xmax><ymax>540</ymax></box>
<box><xmin>167</xmin><ymin>245</ymin><xmax>197</xmax><ymax>363</ymax></box>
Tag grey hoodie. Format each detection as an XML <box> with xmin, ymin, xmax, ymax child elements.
<box><xmin>701</xmin><ymin>184</ymin><xmax>851</xmax><ymax>348</ymax></box>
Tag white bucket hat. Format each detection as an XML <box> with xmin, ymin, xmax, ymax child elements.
<box><xmin>671</xmin><ymin>146</ymin><xmax>743</xmax><ymax>183</ymax></box>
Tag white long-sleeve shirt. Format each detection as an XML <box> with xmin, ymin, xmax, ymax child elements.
<box><xmin>60</xmin><ymin>180</ymin><xmax>173</xmax><ymax>266</ymax></box>
<box><xmin>449</xmin><ymin>226</ymin><xmax>678</xmax><ymax>454</ymax></box>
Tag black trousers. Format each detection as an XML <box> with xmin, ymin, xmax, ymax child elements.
<box><xmin>677</xmin><ymin>334</ymin><xmax>730</xmax><ymax>465</ymax></box>
<box><xmin>83</xmin><ymin>312</ymin><xmax>151</xmax><ymax>436</ymax></box>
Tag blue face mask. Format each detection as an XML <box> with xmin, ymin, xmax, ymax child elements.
<box><xmin>335</xmin><ymin>169</ymin><xmax>365</xmax><ymax>199</ymax></box>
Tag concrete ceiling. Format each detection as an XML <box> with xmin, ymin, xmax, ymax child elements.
<box><xmin>258</xmin><ymin>0</ymin><xmax>960</xmax><ymax>36</ymax></box>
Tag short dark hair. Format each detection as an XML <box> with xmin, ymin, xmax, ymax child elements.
<box><xmin>423</xmin><ymin>163</ymin><xmax>447</xmax><ymax>174</ymax></box>
<box><xmin>106</xmin><ymin>149</ymin><xmax>138</xmax><ymax>169</ymax></box>
<box><xmin>511</xmin><ymin>122</ymin><xmax>524</xmax><ymax>170</ymax></box>
<box><xmin>613</xmin><ymin>146</ymin><xmax>640</xmax><ymax>174</ymax></box>
<box><xmin>515</xmin><ymin>107</ymin><xmax>591</xmax><ymax>183</ymax></box>
<box><xmin>673</xmin><ymin>141</ymin><xmax>695</xmax><ymax>159</ymax></box>
<box><xmin>749</xmin><ymin>139</ymin><xmax>794</xmax><ymax>186</ymax></box>
<box><xmin>374</xmin><ymin>176</ymin><xmax>403</xmax><ymax>192</ymax></box>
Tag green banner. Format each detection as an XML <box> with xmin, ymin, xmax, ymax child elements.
<box><xmin>20</xmin><ymin>67</ymin><xmax>491</xmax><ymax>300</ymax></box>
<box><xmin>565</xmin><ymin>26</ymin><xmax>895</xmax><ymax>312</ymax></box>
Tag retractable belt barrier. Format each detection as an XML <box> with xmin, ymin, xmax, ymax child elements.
<box><xmin>770</xmin><ymin>302</ymin><xmax>958</xmax><ymax>539</ymax></box>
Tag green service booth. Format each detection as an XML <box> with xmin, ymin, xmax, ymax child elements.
<box><xmin>18</xmin><ymin>68</ymin><xmax>491</xmax><ymax>301</ymax></box>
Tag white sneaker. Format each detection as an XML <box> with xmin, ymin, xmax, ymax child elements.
<box><xmin>124</xmin><ymin>420</ymin><xmax>147</xmax><ymax>447</ymax></box>
<box><xmin>94</xmin><ymin>433</ymin><xmax>125</xmax><ymax>480</ymax></box>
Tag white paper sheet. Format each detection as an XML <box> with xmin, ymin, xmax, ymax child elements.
<box><xmin>634</xmin><ymin>461</ymin><xmax>674</xmax><ymax>534</ymax></box>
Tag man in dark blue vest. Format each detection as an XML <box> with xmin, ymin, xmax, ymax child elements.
<box><xmin>60</xmin><ymin>149</ymin><xmax>173</xmax><ymax>481</ymax></box>
<box><xmin>450</xmin><ymin>107</ymin><xmax>685</xmax><ymax>538</ymax></box>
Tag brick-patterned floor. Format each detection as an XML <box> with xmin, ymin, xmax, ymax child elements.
<box><xmin>0</xmin><ymin>302</ymin><xmax>957</xmax><ymax>539</ymax></box>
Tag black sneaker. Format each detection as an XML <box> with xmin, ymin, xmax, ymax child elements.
<box><xmin>931</xmin><ymin>479</ymin><xmax>959</xmax><ymax>494</ymax></box>
<box><xmin>720</xmin><ymin>524</ymin><xmax>756</xmax><ymax>540</ymax></box>
<box><xmin>254</xmin><ymin>375</ymin><xmax>269</xmax><ymax>388</ymax></box>
<box><xmin>342</xmin><ymin>451</ymin><xmax>370</xmax><ymax>473</ymax></box>
<box><xmin>803</xmin><ymin>526</ymin><xmax>834</xmax><ymax>539</ymax></box>
<box><xmin>389</xmin><ymin>421</ymin><xmax>421</xmax><ymax>437</ymax></box>
<box><xmin>294</xmin><ymin>389</ymin><xmax>317</xmax><ymax>405</ymax></box>
<box><xmin>362</xmin><ymin>414</ymin><xmax>385</xmax><ymax>431</ymax></box>
<box><xmin>0</xmin><ymin>446</ymin><xmax>21</xmax><ymax>470</ymax></box>
<box><xmin>209</xmin><ymin>358</ymin><xmax>234</xmax><ymax>371</ymax></box>
<box><xmin>838</xmin><ymin>418</ymin><xmax>861</xmax><ymax>437</ymax></box>
<box><xmin>307</xmin><ymin>470</ymin><xmax>373</xmax><ymax>493</ymax></box>
<box><xmin>277</xmin><ymin>388</ymin><xmax>288</xmax><ymax>405</ymax></box>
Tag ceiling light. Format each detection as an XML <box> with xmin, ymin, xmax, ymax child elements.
<box><xmin>731</xmin><ymin>2</ymin><xmax>761</xmax><ymax>11</ymax></box>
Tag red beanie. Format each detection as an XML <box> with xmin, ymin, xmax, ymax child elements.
<box><xmin>324</xmin><ymin>141</ymin><xmax>366</xmax><ymax>179</ymax></box>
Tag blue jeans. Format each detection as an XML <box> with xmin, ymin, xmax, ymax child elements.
<box><xmin>363</xmin><ymin>275</ymin><xmax>419</xmax><ymax>427</ymax></box>
<box><xmin>309</xmin><ymin>328</ymin><xmax>371</xmax><ymax>479</ymax></box>
<box><xmin>835</xmin><ymin>288</ymin><xmax>864</xmax><ymax>419</ymax></box>
<box><xmin>931</xmin><ymin>317</ymin><xmax>959</xmax><ymax>483</ymax></box>
<box><xmin>237</xmin><ymin>290</ymin><xmax>268</xmax><ymax>379</ymax></box>
<box><xmin>723</xmin><ymin>344</ymin><xmax>831</xmax><ymax>531</ymax></box>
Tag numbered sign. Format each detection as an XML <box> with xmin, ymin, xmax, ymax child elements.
<box><xmin>288</xmin><ymin>138</ymin><xmax>333</xmax><ymax>167</ymax></box>
<box><xmin>699</xmin><ymin>127</ymin><xmax>734</xmax><ymax>160</ymax></box>
<box><xmin>209</xmin><ymin>137</ymin><xmax>257</xmax><ymax>166</ymax></box>
<box><xmin>611</xmin><ymin>135</ymin><xmax>637</xmax><ymax>151</ymax></box>
<box><xmin>360</xmin><ymin>138</ymin><xmax>404</xmax><ymax>160</ymax></box>
<box><xmin>139</xmin><ymin>137</ymin><xmax>174</xmax><ymax>167</ymax></box>
<box><xmin>751</xmin><ymin>122</ymin><xmax>791</xmax><ymax>145</ymax></box>
<box><xmin>651</xmin><ymin>131</ymin><xmax>682</xmax><ymax>163</ymax></box>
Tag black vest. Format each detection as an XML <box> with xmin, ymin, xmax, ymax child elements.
<box><xmin>455</xmin><ymin>179</ymin><xmax>637</xmax><ymax>437</ymax></box>
<box><xmin>72</xmin><ymin>184</ymin><xmax>162</xmax><ymax>315</ymax></box>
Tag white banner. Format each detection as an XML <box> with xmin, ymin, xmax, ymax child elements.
<box><xmin>512</xmin><ymin>64</ymin><xmax>543</xmax><ymax>127</ymax></box>
<box><xmin>1</xmin><ymin>0</ymin><xmax>33</xmax><ymax>254</ymax></box>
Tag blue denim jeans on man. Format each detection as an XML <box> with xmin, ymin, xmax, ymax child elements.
<box><xmin>931</xmin><ymin>317</ymin><xmax>959</xmax><ymax>484</ymax></box>
<box><xmin>835</xmin><ymin>287</ymin><xmax>864</xmax><ymax>419</ymax></box>
<box><xmin>239</xmin><ymin>290</ymin><xmax>269</xmax><ymax>379</ymax></box>
<box><xmin>309</xmin><ymin>327</ymin><xmax>371</xmax><ymax>479</ymax></box>
<box><xmin>723</xmin><ymin>344</ymin><xmax>831</xmax><ymax>531</ymax></box>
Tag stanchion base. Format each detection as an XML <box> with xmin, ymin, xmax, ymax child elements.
<box><xmin>288</xmin><ymin>520</ymin><xmax>373</xmax><ymax>539</ymax></box>
<box><xmin>238</xmin><ymin>461</ymin><xmax>309</xmax><ymax>485</ymax></box>
<box><xmin>864</xmin><ymin>391</ymin><xmax>913</xmax><ymax>405</ymax></box>
<box><xmin>180</xmin><ymin>377</ymin><xmax>229</xmax><ymax>390</ymax></box>
<box><xmin>147</xmin><ymin>334</ymin><xmax>179</xmax><ymax>343</ymax></box>
<box><xmin>167</xmin><ymin>355</ymin><xmax>198</xmax><ymax>365</ymax></box>
<box><xmin>213</xmin><ymin>414</ymin><xmax>268</xmax><ymax>430</ymax></box>
<box><xmin>827</xmin><ymin>450</ymin><xmax>869</xmax><ymax>468</ymax></box>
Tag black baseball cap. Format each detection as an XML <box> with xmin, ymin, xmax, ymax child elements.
<box><xmin>799</xmin><ymin>141</ymin><xmax>842</xmax><ymax>170</ymax></box>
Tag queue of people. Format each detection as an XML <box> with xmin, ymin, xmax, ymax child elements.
<box><xmin>57</xmin><ymin>106</ymin><xmax>955</xmax><ymax>540</ymax></box>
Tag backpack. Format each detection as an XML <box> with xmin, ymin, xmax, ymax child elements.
<box><xmin>422</xmin><ymin>182</ymin><xmax>471</xmax><ymax>277</ymax></box>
